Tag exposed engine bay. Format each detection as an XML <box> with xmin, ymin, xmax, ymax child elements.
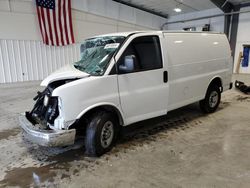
<box><xmin>26</xmin><ymin>79</ymin><xmax>78</xmax><ymax>129</ymax></box>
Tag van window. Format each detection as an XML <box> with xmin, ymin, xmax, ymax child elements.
<box><xmin>118</xmin><ymin>36</ymin><xmax>163</xmax><ymax>73</ymax></box>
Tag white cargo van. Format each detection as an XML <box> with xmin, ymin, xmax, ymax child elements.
<box><xmin>20</xmin><ymin>31</ymin><xmax>233</xmax><ymax>156</ymax></box>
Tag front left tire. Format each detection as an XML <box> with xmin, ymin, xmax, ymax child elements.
<box><xmin>85</xmin><ymin>111</ymin><xmax>119</xmax><ymax>157</ymax></box>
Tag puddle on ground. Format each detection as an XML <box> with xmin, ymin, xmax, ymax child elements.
<box><xmin>235</xmin><ymin>95</ymin><xmax>250</xmax><ymax>102</ymax></box>
<box><xmin>0</xmin><ymin>146</ymin><xmax>92</xmax><ymax>187</ymax></box>
<box><xmin>0</xmin><ymin>166</ymin><xmax>56</xmax><ymax>188</ymax></box>
<box><xmin>0</xmin><ymin>102</ymin><xmax>230</xmax><ymax>187</ymax></box>
<box><xmin>0</xmin><ymin>128</ymin><xmax>20</xmax><ymax>141</ymax></box>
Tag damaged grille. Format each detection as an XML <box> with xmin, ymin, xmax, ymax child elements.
<box><xmin>26</xmin><ymin>79</ymin><xmax>78</xmax><ymax>127</ymax></box>
<box><xmin>27</xmin><ymin>87</ymin><xmax>59</xmax><ymax>127</ymax></box>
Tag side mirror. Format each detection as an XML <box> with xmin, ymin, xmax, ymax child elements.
<box><xmin>119</xmin><ymin>55</ymin><xmax>135</xmax><ymax>73</ymax></box>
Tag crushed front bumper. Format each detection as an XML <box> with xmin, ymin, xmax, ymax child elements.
<box><xmin>19</xmin><ymin>114</ymin><xmax>76</xmax><ymax>147</ymax></box>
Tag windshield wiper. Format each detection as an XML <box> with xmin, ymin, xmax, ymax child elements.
<box><xmin>74</xmin><ymin>64</ymin><xmax>82</xmax><ymax>70</ymax></box>
<box><xmin>92</xmin><ymin>70</ymin><xmax>102</xmax><ymax>74</ymax></box>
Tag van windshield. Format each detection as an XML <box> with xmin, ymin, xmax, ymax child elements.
<box><xmin>74</xmin><ymin>36</ymin><xmax>125</xmax><ymax>76</ymax></box>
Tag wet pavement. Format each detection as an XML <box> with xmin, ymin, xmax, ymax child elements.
<box><xmin>0</xmin><ymin>75</ymin><xmax>250</xmax><ymax>187</ymax></box>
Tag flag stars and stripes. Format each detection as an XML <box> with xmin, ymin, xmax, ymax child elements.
<box><xmin>37</xmin><ymin>0</ymin><xmax>55</xmax><ymax>9</ymax></box>
<box><xmin>36</xmin><ymin>0</ymin><xmax>75</xmax><ymax>46</ymax></box>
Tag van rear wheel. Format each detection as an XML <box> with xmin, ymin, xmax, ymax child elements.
<box><xmin>85</xmin><ymin>111</ymin><xmax>119</xmax><ymax>157</ymax></box>
<box><xmin>199</xmin><ymin>85</ymin><xmax>221</xmax><ymax>113</ymax></box>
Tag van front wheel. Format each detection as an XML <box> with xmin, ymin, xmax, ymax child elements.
<box><xmin>199</xmin><ymin>85</ymin><xmax>221</xmax><ymax>113</ymax></box>
<box><xmin>85</xmin><ymin>111</ymin><xmax>119</xmax><ymax>157</ymax></box>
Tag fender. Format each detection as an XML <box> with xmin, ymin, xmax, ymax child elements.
<box><xmin>76</xmin><ymin>102</ymin><xmax>125</xmax><ymax>125</ymax></box>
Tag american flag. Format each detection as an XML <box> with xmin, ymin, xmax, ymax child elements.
<box><xmin>36</xmin><ymin>0</ymin><xmax>75</xmax><ymax>46</ymax></box>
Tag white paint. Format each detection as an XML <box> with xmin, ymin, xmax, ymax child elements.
<box><xmin>164</xmin><ymin>32</ymin><xmax>232</xmax><ymax>111</ymax></box>
<box><xmin>165</xmin><ymin>8</ymin><xmax>250</xmax><ymax>76</ymax></box>
<box><xmin>52</xmin><ymin>75</ymin><xmax>122</xmax><ymax>129</ymax></box>
<box><xmin>40</xmin><ymin>63</ymin><xmax>89</xmax><ymax>86</ymax></box>
<box><xmin>164</xmin><ymin>8</ymin><xmax>224</xmax><ymax>33</ymax></box>
<box><xmin>233</xmin><ymin>7</ymin><xmax>250</xmax><ymax>74</ymax></box>
<box><xmin>47</xmin><ymin>31</ymin><xmax>232</xmax><ymax>129</ymax></box>
<box><xmin>116</xmin><ymin>32</ymin><xmax>169</xmax><ymax>125</ymax></box>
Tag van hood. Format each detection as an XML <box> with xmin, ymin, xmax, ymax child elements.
<box><xmin>41</xmin><ymin>64</ymin><xmax>90</xmax><ymax>86</ymax></box>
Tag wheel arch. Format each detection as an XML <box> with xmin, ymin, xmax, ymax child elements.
<box><xmin>70</xmin><ymin>103</ymin><xmax>124</xmax><ymax>130</ymax></box>
<box><xmin>208</xmin><ymin>76</ymin><xmax>223</xmax><ymax>92</ymax></box>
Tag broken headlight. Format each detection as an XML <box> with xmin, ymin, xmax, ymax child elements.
<box><xmin>43</xmin><ymin>95</ymin><xmax>49</xmax><ymax>107</ymax></box>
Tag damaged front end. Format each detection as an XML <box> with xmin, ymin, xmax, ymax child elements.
<box><xmin>27</xmin><ymin>85</ymin><xmax>59</xmax><ymax>129</ymax></box>
<box><xmin>20</xmin><ymin>80</ymin><xmax>77</xmax><ymax>147</ymax></box>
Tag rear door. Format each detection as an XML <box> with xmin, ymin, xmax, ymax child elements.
<box><xmin>116</xmin><ymin>34</ymin><xmax>169</xmax><ymax>125</ymax></box>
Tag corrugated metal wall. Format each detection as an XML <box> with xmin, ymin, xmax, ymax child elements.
<box><xmin>0</xmin><ymin>39</ymin><xmax>80</xmax><ymax>83</ymax></box>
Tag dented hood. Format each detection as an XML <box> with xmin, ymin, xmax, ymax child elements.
<box><xmin>41</xmin><ymin>64</ymin><xmax>89</xmax><ymax>86</ymax></box>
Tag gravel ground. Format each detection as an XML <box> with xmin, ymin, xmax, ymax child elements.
<box><xmin>0</xmin><ymin>74</ymin><xmax>250</xmax><ymax>188</ymax></box>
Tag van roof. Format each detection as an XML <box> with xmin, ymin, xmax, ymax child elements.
<box><xmin>94</xmin><ymin>30</ymin><xmax>224</xmax><ymax>38</ymax></box>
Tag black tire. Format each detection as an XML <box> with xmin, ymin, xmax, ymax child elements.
<box><xmin>85</xmin><ymin>111</ymin><xmax>119</xmax><ymax>157</ymax></box>
<box><xmin>199</xmin><ymin>85</ymin><xmax>221</xmax><ymax>113</ymax></box>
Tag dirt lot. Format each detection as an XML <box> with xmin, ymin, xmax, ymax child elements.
<box><xmin>0</xmin><ymin>74</ymin><xmax>250</xmax><ymax>188</ymax></box>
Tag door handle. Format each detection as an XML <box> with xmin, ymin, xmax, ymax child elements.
<box><xmin>163</xmin><ymin>71</ymin><xmax>168</xmax><ymax>83</ymax></box>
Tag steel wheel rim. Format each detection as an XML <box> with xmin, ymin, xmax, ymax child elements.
<box><xmin>209</xmin><ymin>91</ymin><xmax>219</xmax><ymax>108</ymax></box>
<box><xmin>100</xmin><ymin>121</ymin><xmax>114</xmax><ymax>149</ymax></box>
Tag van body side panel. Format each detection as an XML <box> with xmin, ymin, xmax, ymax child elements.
<box><xmin>164</xmin><ymin>33</ymin><xmax>232</xmax><ymax>111</ymax></box>
<box><xmin>218</xmin><ymin>34</ymin><xmax>233</xmax><ymax>90</ymax></box>
<box><xmin>52</xmin><ymin>75</ymin><xmax>121</xmax><ymax>124</ymax></box>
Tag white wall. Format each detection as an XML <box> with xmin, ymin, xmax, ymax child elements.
<box><xmin>163</xmin><ymin>8</ymin><xmax>224</xmax><ymax>32</ymax></box>
<box><xmin>0</xmin><ymin>40</ymin><xmax>80</xmax><ymax>83</ymax></box>
<box><xmin>233</xmin><ymin>7</ymin><xmax>250</xmax><ymax>74</ymax></box>
<box><xmin>0</xmin><ymin>0</ymin><xmax>167</xmax><ymax>83</ymax></box>
<box><xmin>0</xmin><ymin>0</ymin><xmax>166</xmax><ymax>41</ymax></box>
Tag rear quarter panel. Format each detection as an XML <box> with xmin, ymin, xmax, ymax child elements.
<box><xmin>164</xmin><ymin>32</ymin><xmax>232</xmax><ymax>111</ymax></box>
